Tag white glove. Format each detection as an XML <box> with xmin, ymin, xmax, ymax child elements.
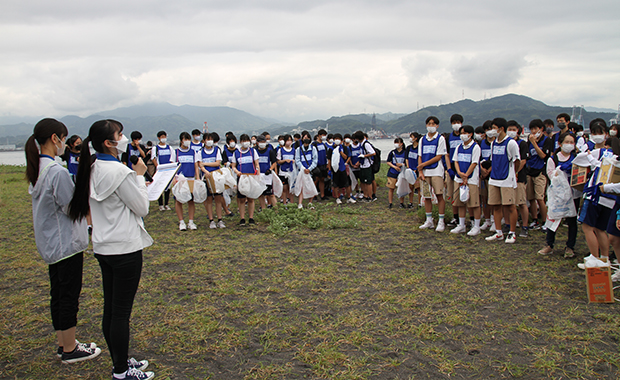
<box><xmin>359</xmin><ymin>154</ymin><xmax>365</xmax><ymax>159</ymax></box>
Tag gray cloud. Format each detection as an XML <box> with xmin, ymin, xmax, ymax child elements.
<box><xmin>451</xmin><ymin>53</ymin><xmax>528</xmax><ymax>90</ymax></box>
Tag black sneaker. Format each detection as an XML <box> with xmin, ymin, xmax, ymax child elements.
<box><xmin>87</xmin><ymin>226</ymin><xmax>92</xmax><ymax>236</ymax></box>
<box><xmin>408</xmin><ymin>203</ymin><xmax>414</xmax><ymax>209</ymax></box>
<box><xmin>61</xmin><ymin>343</ymin><xmax>101</xmax><ymax>364</ymax></box>
<box><xmin>447</xmin><ymin>218</ymin><xmax>458</xmax><ymax>227</ymax></box>
<box><xmin>127</xmin><ymin>357</ymin><xmax>149</xmax><ymax>371</ymax></box>
<box><xmin>226</xmin><ymin>212</ymin><xmax>234</xmax><ymax>218</ymax></box>
<box><xmin>239</xmin><ymin>219</ymin><xmax>246</xmax><ymax>226</ymax></box>
<box><xmin>57</xmin><ymin>340</ymin><xmax>97</xmax><ymax>359</ymax></box>
<box><xmin>371</xmin><ymin>195</ymin><xmax>378</xmax><ymax>202</ymax></box>
<box><xmin>388</xmin><ymin>203</ymin><xmax>393</xmax><ymax>209</ymax></box>
<box><xmin>114</xmin><ymin>367</ymin><xmax>155</xmax><ymax>380</ymax></box>
<box><xmin>248</xmin><ymin>218</ymin><xmax>256</xmax><ymax>225</ymax></box>
<box><xmin>399</xmin><ymin>203</ymin><xmax>405</xmax><ymax>209</ymax></box>
<box><xmin>267</xmin><ymin>205</ymin><xmax>273</xmax><ymax>209</ymax></box>
<box><xmin>519</xmin><ymin>227</ymin><xmax>529</xmax><ymax>238</ymax></box>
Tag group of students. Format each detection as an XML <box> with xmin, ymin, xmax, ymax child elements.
<box><xmin>397</xmin><ymin>112</ymin><xmax>620</xmax><ymax>273</ymax></box>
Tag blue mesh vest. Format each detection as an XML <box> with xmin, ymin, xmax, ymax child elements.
<box><xmin>490</xmin><ymin>137</ymin><xmax>511</xmax><ymax>181</ymax></box>
<box><xmin>420</xmin><ymin>135</ymin><xmax>440</xmax><ymax>169</ymax></box>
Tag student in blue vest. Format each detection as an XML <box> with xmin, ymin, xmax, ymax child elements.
<box><xmin>231</xmin><ymin>134</ymin><xmax>260</xmax><ymax>225</ymax></box>
<box><xmin>484</xmin><ymin>118</ymin><xmax>521</xmax><ymax>244</ymax></box>
<box><xmin>60</xmin><ymin>135</ymin><xmax>83</xmax><ymax>178</ymax></box>
<box><xmin>510</xmin><ymin>121</ymin><xmax>531</xmax><ymax>237</ymax></box>
<box><xmin>196</xmin><ymin>132</ymin><xmax>226</xmax><ymax>229</ymax></box>
<box><xmin>295</xmin><ymin>133</ymin><xmax>318</xmax><ymax>209</ymax></box>
<box><xmin>386</xmin><ymin>138</ymin><xmax>407</xmax><ymax>209</ymax></box>
<box><xmin>220</xmin><ymin>134</ymin><xmax>238</xmax><ymax>218</ymax></box>
<box><xmin>405</xmin><ymin>132</ymin><xmax>421</xmax><ymax>208</ymax></box>
<box><xmin>526</xmin><ymin>119</ymin><xmax>552</xmax><ymax>230</ymax></box>
<box><xmin>190</xmin><ymin>129</ymin><xmax>204</xmax><ymax>155</ymax></box>
<box><xmin>446</xmin><ymin>114</ymin><xmax>464</xmax><ymax>225</ymax></box>
<box><xmin>587</xmin><ymin>119</ymin><xmax>608</xmax><ymax>152</ymax></box>
<box><xmin>151</xmin><ymin>131</ymin><xmax>175</xmax><ymax>211</ymax></box>
<box><xmin>312</xmin><ymin>129</ymin><xmax>330</xmax><ymax>200</ymax></box>
<box><xmin>348</xmin><ymin>135</ymin><xmax>363</xmax><ymax>199</ymax></box>
<box><xmin>552</xmin><ymin>113</ymin><xmax>571</xmax><ymax>151</ymax></box>
<box><xmin>256</xmin><ymin>135</ymin><xmax>278</xmax><ymax>210</ymax></box>
<box><xmin>331</xmin><ymin>133</ymin><xmax>356</xmax><ymax>204</ymax></box>
<box><xmin>538</xmin><ymin>132</ymin><xmax>581</xmax><ymax>258</ymax></box>
<box><xmin>418</xmin><ymin>116</ymin><xmax>448</xmax><ymax>232</ymax></box>
<box><xmin>451</xmin><ymin>125</ymin><xmax>482</xmax><ymax>236</ymax></box>
<box><xmin>122</xmin><ymin>131</ymin><xmax>146</xmax><ymax>170</ymax></box>
<box><xmin>25</xmin><ymin>119</ymin><xmax>101</xmax><ymax>365</ymax></box>
<box><xmin>277</xmin><ymin>134</ymin><xmax>296</xmax><ymax>205</ymax></box>
<box><xmin>175</xmin><ymin>132</ymin><xmax>199</xmax><ymax>231</ymax></box>
<box><xmin>478</xmin><ymin>121</ymin><xmax>495</xmax><ymax>231</ymax></box>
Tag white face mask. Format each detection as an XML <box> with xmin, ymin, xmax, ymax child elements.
<box><xmin>427</xmin><ymin>126</ymin><xmax>437</xmax><ymax>134</ymax></box>
<box><xmin>334</xmin><ymin>139</ymin><xmax>342</xmax><ymax>145</ymax></box>
<box><xmin>486</xmin><ymin>129</ymin><xmax>498</xmax><ymax>138</ymax></box>
<box><xmin>591</xmin><ymin>134</ymin><xmax>605</xmax><ymax>144</ymax></box>
<box><xmin>561</xmin><ymin>144</ymin><xmax>575</xmax><ymax>153</ymax></box>
<box><xmin>228</xmin><ymin>141</ymin><xmax>236</xmax><ymax>148</ymax></box>
<box><xmin>409</xmin><ymin>138</ymin><xmax>414</xmax><ymax>143</ymax></box>
<box><xmin>251</xmin><ymin>139</ymin><xmax>257</xmax><ymax>145</ymax></box>
<box><xmin>193</xmin><ymin>136</ymin><xmax>201</xmax><ymax>142</ymax></box>
<box><xmin>205</xmin><ymin>140</ymin><xmax>214</xmax><ymax>147</ymax></box>
<box><xmin>266</xmin><ymin>139</ymin><xmax>271</xmax><ymax>144</ymax></box>
<box><xmin>54</xmin><ymin>135</ymin><xmax>65</xmax><ymax>156</ymax></box>
<box><xmin>258</xmin><ymin>142</ymin><xmax>267</xmax><ymax>149</ymax></box>
<box><xmin>507</xmin><ymin>131</ymin><xmax>518</xmax><ymax>139</ymax></box>
<box><xmin>114</xmin><ymin>134</ymin><xmax>129</xmax><ymax>153</ymax></box>
<box><xmin>460</xmin><ymin>134</ymin><xmax>470</xmax><ymax>142</ymax></box>
<box><xmin>182</xmin><ymin>140</ymin><xmax>190</xmax><ymax>148</ymax></box>
<box><xmin>394</xmin><ymin>143</ymin><xmax>401</xmax><ymax>149</ymax></box>
<box><xmin>242</xmin><ymin>141</ymin><xmax>251</xmax><ymax>149</ymax></box>
<box><xmin>610</xmin><ymin>130</ymin><xmax>617</xmax><ymax>137</ymax></box>
<box><xmin>328</xmin><ymin>139</ymin><xmax>334</xmax><ymax>144</ymax></box>
<box><xmin>533</xmin><ymin>132</ymin><xmax>542</xmax><ymax>139</ymax></box>
<box><xmin>160</xmin><ymin>138</ymin><xmax>167</xmax><ymax>144</ymax></box>
<box><xmin>344</xmin><ymin>138</ymin><xmax>352</xmax><ymax>144</ymax></box>
<box><xmin>279</xmin><ymin>140</ymin><xmax>285</xmax><ymax>146</ymax></box>
<box><xmin>321</xmin><ymin>136</ymin><xmax>327</xmax><ymax>142</ymax></box>
<box><xmin>474</xmin><ymin>134</ymin><xmax>483</xmax><ymax>142</ymax></box>
<box><xmin>452</xmin><ymin>123</ymin><xmax>462</xmax><ymax>132</ymax></box>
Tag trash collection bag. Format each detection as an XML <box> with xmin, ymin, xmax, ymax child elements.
<box><xmin>331</xmin><ymin>148</ymin><xmax>341</xmax><ymax>172</ymax></box>
<box><xmin>172</xmin><ymin>174</ymin><xmax>192</xmax><ymax>204</ymax></box>
<box><xmin>404</xmin><ymin>168</ymin><xmax>417</xmax><ymax>185</ymax></box>
<box><xmin>222</xmin><ymin>167</ymin><xmax>237</xmax><ymax>189</ymax></box>
<box><xmin>211</xmin><ymin>169</ymin><xmax>227</xmax><ymax>193</ymax></box>
<box><xmin>193</xmin><ymin>180</ymin><xmax>207</xmax><ymax>204</ymax></box>
<box><xmin>396</xmin><ymin>170</ymin><xmax>411</xmax><ymax>199</ymax></box>
<box><xmin>348</xmin><ymin>166</ymin><xmax>357</xmax><ymax>190</ymax></box>
<box><xmin>238</xmin><ymin>174</ymin><xmax>266</xmax><ymax>199</ymax></box>
<box><xmin>459</xmin><ymin>185</ymin><xmax>470</xmax><ymax>203</ymax></box>
<box><xmin>293</xmin><ymin>171</ymin><xmax>319</xmax><ymax>198</ymax></box>
<box><xmin>546</xmin><ymin>168</ymin><xmax>576</xmax><ymax>221</ymax></box>
<box><xmin>272</xmin><ymin>172</ymin><xmax>283</xmax><ymax>197</ymax></box>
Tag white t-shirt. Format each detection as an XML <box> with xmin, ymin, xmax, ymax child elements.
<box><xmin>418</xmin><ymin>133</ymin><xmax>447</xmax><ymax>177</ymax></box>
<box><xmin>452</xmin><ymin>141</ymin><xmax>481</xmax><ymax>186</ymax></box>
<box><xmin>230</xmin><ymin>148</ymin><xmax>259</xmax><ymax>164</ymax></box>
<box><xmin>360</xmin><ymin>140</ymin><xmax>375</xmax><ymax>169</ymax></box>
<box><xmin>488</xmin><ymin>136</ymin><xmax>520</xmax><ymax>188</ymax></box>
<box><xmin>194</xmin><ymin>147</ymin><xmax>222</xmax><ymax>163</ymax></box>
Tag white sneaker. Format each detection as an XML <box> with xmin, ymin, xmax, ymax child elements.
<box><xmin>336</xmin><ymin>198</ymin><xmax>342</xmax><ymax>205</ymax></box>
<box><xmin>450</xmin><ymin>224</ymin><xmax>466</xmax><ymax>234</ymax></box>
<box><xmin>356</xmin><ymin>193</ymin><xmax>364</xmax><ymax>199</ymax></box>
<box><xmin>485</xmin><ymin>232</ymin><xmax>503</xmax><ymax>241</ymax></box>
<box><xmin>467</xmin><ymin>227</ymin><xmax>481</xmax><ymax>236</ymax></box>
<box><xmin>298</xmin><ymin>204</ymin><xmax>303</xmax><ymax>209</ymax></box>
<box><xmin>209</xmin><ymin>220</ymin><xmax>217</xmax><ymax>229</ymax></box>
<box><xmin>480</xmin><ymin>220</ymin><xmax>493</xmax><ymax>231</ymax></box>
<box><xmin>188</xmin><ymin>221</ymin><xmax>197</xmax><ymax>230</ymax></box>
<box><xmin>419</xmin><ymin>220</ymin><xmax>434</xmax><ymax>229</ymax></box>
<box><xmin>577</xmin><ymin>263</ymin><xmax>585</xmax><ymax>270</ymax></box>
<box><xmin>159</xmin><ymin>205</ymin><xmax>165</xmax><ymax>211</ymax></box>
<box><xmin>179</xmin><ymin>220</ymin><xmax>186</xmax><ymax>231</ymax></box>
<box><xmin>309</xmin><ymin>203</ymin><xmax>315</xmax><ymax>210</ymax></box>
<box><xmin>347</xmin><ymin>197</ymin><xmax>357</xmax><ymax>204</ymax></box>
<box><xmin>435</xmin><ymin>220</ymin><xmax>445</xmax><ymax>232</ymax></box>
<box><xmin>164</xmin><ymin>205</ymin><xmax>171</xmax><ymax>211</ymax></box>
<box><xmin>611</xmin><ymin>270</ymin><xmax>620</xmax><ymax>282</ymax></box>
<box><xmin>505</xmin><ymin>233</ymin><xmax>516</xmax><ymax>244</ymax></box>
<box><xmin>217</xmin><ymin>220</ymin><xmax>226</xmax><ymax>229</ymax></box>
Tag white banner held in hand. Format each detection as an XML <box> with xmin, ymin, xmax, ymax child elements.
<box><xmin>147</xmin><ymin>163</ymin><xmax>179</xmax><ymax>201</ymax></box>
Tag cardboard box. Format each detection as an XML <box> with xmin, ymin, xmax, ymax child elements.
<box><xmin>570</xmin><ymin>164</ymin><xmax>590</xmax><ymax>191</ymax></box>
<box><xmin>585</xmin><ymin>266</ymin><xmax>614</xmax><ymax>303</ymax></box>
<box><xmin>187</xmin><ymin>179</ymin><xmax>195</xmax><ymax>193</ymax></box>
<box><xmin>596</xmin><ymin>160</ymin><xmax>620</xmax><ymax>185</ymax></box>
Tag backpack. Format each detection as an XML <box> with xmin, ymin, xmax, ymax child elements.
<box><xmin>362</xmin><ymin>141</ymin><xmax>381</xmax><ymax>174</ymax></box>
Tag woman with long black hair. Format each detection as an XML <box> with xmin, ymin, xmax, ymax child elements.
<box><xmin>69</xmin><ymin>119</ymin><xmax>154</xmax><ymax>380</ymax></box>
<box><xmin>25</xmin><ymin>118</ymin><xmax>101</xmax><ymax>364</ymax></box>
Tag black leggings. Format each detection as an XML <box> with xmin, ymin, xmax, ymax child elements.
<box><xmin>546</xmin><ymin>198</ymin><xmax>580</xmax><ymax>249</ymax></box>
<box><xmin>49</xmin><ymin>252</ymin><xmax>83</xmax><ymax>331</ymax></box>
<box><xmin>158</xmin><ymin>189</ymin><xmax>170</xmax><ymax>206</ymax></box>
<box><xmin>95</xmin><ymin>251</ymin><xmax>143</xmax><ymax>374</ymax></box>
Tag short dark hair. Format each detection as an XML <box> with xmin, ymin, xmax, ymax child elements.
<box><xmin>492</xmin><ymin>117</ymin><xmax>508</xmax><ymax>131</ymax></box>
<box><xmin>293</xmin><ymin>133</ymin><xmax>301</xmax><ymax>139</ymax></box>
<box><xmin>157</xmin><ymin>130</ymin><xmax>167</xmax><ymax>138</ymax></box>
<box><xmin>130</xmin><ymin>131</ymin><xmax>142</xmax><ymax>140</ymax></box>
<box><xmin>226</xmin><ymin>134</ymin><xmax>237</xmax><ymax>144</ymax></box>
<box><xmin>590</xmin><ymin>123</ymin><xmax>606</xmax><ymax>135</ymax></box>
<box><xmin>590</xmin><ymin>118</ymin><xmax>607</xmax><ymax>129</ymax></box>
<box><xmin>557</xmin><ymin>113</ymin><xmax>571</xmax><ymax>122</ymax></box>
<box><xmin>256</xmin><ymin>135</ymin><xmax>266</xmax><ymax>142</ymax></box>
<box><xmin>318</xmin><ymin>129</ymin><xmax>327</xmax><ymax>135</ymax></box>
<box><xmin>450</xmin><ymin>114</ymin><xmax>464</xmax><ymax>123</ymax></box>
<box><xmin>459</xmin><ymin>125</ymin><xmax>474</xmax><ymax>135</ymax></box>
<box><xmin>179</xmin><ymin>132</ymin><xmax>191</xmax><ymax>141</ymax></box>
<box><xmin>543</xmin><ymin>119</ymin><xmax>554</xmax><ymax>127</ymax></box>
<box><xmin>333</xmin><ymin>133</ymin><xmax>343</xmax><ymax>140</ymax></box>
<box><xmin>211</xmin><ymin>132</ymin><xmax>220</xmax><ymax>143</ymax></box>
<box><xmin>482</xmin><ymin>120</ymin><xmax>493</xmax><ymax>131</ymax></box>
<box><xmin>192</xmin><ymin>129</ymin><xmax>201</xmax><ymax>136</ymax></box>
<box><xmin>529</xmin><ymin>119</ymin><xmax>544</xmax><ymax>131</ymax></box>
<box><xmin>425</xmin><ymin>116</ymin><xmax>439</xmax><ymax>125</ymax></box>
<box><xmin>474</xmin><ymin>126</ymin><xmax>485</xmax><ymax>135</ymax></box>
<box><xmin>239</xmin><ymin>134</ymin><xmax>250</xmax><ymax>142</ymax></box>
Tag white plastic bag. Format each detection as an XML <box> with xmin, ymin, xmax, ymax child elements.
<box><xmin>396</xmin><ymin>170</ymin><xmax>411</xmax><ymax>199</ymax></box>
<box><xmin>546</xmin><ymin>168</ymin><xmax>576</xmax><ymax>221</ymax></box>
<box><xmin>222</xmin><ymin>167</ymin><xmax>237</xmax><ymax>189</ymax></box>
<box><xmin>223</xmin><ymin>188</ymin><xmax>232</xmax><ymax>206</ymax></box>
<box><xmin>238</xmin><ymin>174</ymin><xmax>266</xmax><ymax>199</ymax></box>
<box><xmin>293</xmin><ymin>171</ymin><xmax>319</xmax><ymax>198</ymax></box>
<box><xmin>211</xmin><ymin>169</ymin><xmax>227</xmax><ymax>193</ymax></box>
<box><xmin>404</xmin><ymin>168</ymin><xmax>417</xmax><ymax>185</ymax></box>
<box><xmin>272</xmin><ymin>173</ymin><xmax>283</xmax><ymax>197</ymax></box>
<box><xmin>348</xmin><ymin>167</ymin><xmax>357</xmax><ymax>190</ymax></box>
<box><xmin>331</xmin><ymin>148</ymin><xmax>341</xmax><ymax>172</ymax></box>
<box><xmin>172</xmin><ymin>174</ymin><xmax>192</xmax><ymax>204</ymax></box>
<box><xmin>459</xmin><ymin>185</ymin><xmax>470</xmax><ymax>203</ymax></box>
<box><xmin>193</xmin><ymin>180</ymin><xmax>207</xmax><ymax>204</ymax></box>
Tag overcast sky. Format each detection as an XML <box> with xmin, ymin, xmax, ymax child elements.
<box><xmin>1</xmin><ymin>0</ymin><xmax>619</xmax><ymax>123</ymax></box>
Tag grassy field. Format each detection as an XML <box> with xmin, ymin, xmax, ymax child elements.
<box><xmin>1</xmin><ymin>163</ymin><xmax>619</xmax><ymax>379</ymax></box>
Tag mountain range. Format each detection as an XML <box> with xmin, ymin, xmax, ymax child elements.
<box><xmin>1</xmin><ymin>94</ymin><xmax>616</xmax><ymax>145</ymax></box>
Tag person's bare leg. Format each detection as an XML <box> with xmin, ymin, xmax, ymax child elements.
<box><xmin>437</xmin><ymin>195</ymin><xmax>445</xmax><ymax>215</ymax></box>
<box><xmin>57</xmin><ymin>327</ymin><xmax>77</xmax><ymax>352</ymax></box>
<box><xmin>582</xmin><ymin>224</ymin><xmax>600</xmax><ymax>258</ymax></box>
<box><xmin>238</xmin><ymin>198</ymin><xmax>246</xmax><ymax>220</ymax></box>
<box><xmin>248</xmin><ymin>199</ymin><xmax>255</xmax><ymax>219</ymax></box>
<box><xmin>205</xmin><ymin>198</ymin><xmax>214</xmax><ymax>220</ymax></box>
<box><xmin>175</xmin><ymin>201</ymin><xmax>184</xmax><ymax>221</ymax></box>
<box><xmin>188</xmin><ymin>201</ymin><xmax>195</xmax><ymax>220</ymax></box>
<box><xmin>596</xmin><ymin>228</ymin><xmax>610</xmax><ymax>259</ymax></box>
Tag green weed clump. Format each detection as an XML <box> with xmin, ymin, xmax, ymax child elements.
<box><xmin>255</xmin><ymin>206</ymin><xmax>323</xmax><ymax>236</ymax></box>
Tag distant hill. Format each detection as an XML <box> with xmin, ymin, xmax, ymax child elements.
<box><xmin>384</xmin><ymin>94</ymin><xmax>616</xmax><ymax>134</ymax></box>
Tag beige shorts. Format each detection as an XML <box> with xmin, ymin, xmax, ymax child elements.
<box><xmin>526</xmin><ymin>174</ymin><xmax>547</xmax><ymax>201</ymax></box>
<box><xmin>453</xmin><ymin>183</ymin><xmax>480</xmax><ymax>208</ymax></box>
<box><xmin>480</xmin><ymin>179</ymin><xmax>489</xmax><ymax>198</ymax></box>
<box><xmin>488</xmin><ymin>185</ymin><xmax>516</xmax><ymax>206</ymax></box>
<box><xmin>423</xmin><ymin>176</ymin><xmax>444</xmax><ymax>197</ymax></box>
<box><xmin>445</xmin><ymin>174</ymin><xmax>456</xmax><ymax>202</ymax></box>
<box><xmin>409</xmin><ymin>177</ymin><xmax>421</xmax><ymax>190</ymax></box>
<box><xmin>386</xmin><ymin>176</ymin><xmax>398</xmax><ymax>189</ymax></box>
<box><xmin>515</xmin><ymin>182</ymin><xmax>527</xmax><ymax>206</ymax></box>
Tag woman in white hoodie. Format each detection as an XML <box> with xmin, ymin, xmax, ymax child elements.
<box><xmin>25</xmin><ymin>118</ymin><xmax>101</xmax><ymax>364</ymax></box>
<box><xmin>69</xmin><ymin>120</ymin><xmax>154</xmax><ymax>380</ymax></box>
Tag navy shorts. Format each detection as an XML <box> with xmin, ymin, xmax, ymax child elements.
<box><xmin>578</xmin><ymin>199</ymin><xmax>613</xmax><ymax>231</ymax></box>
<box><xmin>263</xmin><ymin>184</ymin><xmax>273</xmax><ymax>196</ymax></box>
<box><xmin>606</xmin><ymin>202</ymin><xmax>620</xmax><ymax>237</ymax></box>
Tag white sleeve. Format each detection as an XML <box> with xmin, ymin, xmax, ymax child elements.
<box><xmin>436</xmin><ymin>136</ymin><xmax>447</xmax><ymax>155</ymax></box>
<box><xmin>418</xmin><ymin>141</ymin><xmax>422</xmax><ymax>157</ymax></box>
<box><xmin>546</xmin><ymin>157</ymin><xmax>556</xmax><ymax>178</ymax></box>
<box><xmin>169</xmin><ymin>148</ymin><xmax>176</xmax><ymax>162</ymax></box>
<box><xmin>472</xmin><ymin>145</ymin><xmax>481</xmax><ymax>163</ymax></box>
<box><xmin>151</xmin><ymin>147</ymin><xmax>157</xmax><ymax>161</ymax></box>
<box><xmin>603</xmin><ymin>183</ymin><xmax>620</xmax><ymax>194</ymax></box>
<box><xmin>115</xmin><ymin>173</ymin><xmax>149</xmax><ymax>218</ymax></box>
<box><xmin>215</xmin><ymin>149</ymin><xmax>222</xmax><ymax>161</ymax></box>
<box><xmin>195</xmin><ymin>150</ymin><xmax>202</xmax><ymax>162</ymax></box>
<box><xmin>508</xmin><ymin>140</ymin><xmax>520</xmax><ymax>161</ymax></box>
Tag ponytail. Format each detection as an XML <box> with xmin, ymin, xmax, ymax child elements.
<box><xmin>25</xmin><ymin>118</ymin><xmax>68</xmax><ymax>186</ymax></box>
<box><xmin>69</xmin><ymin>119</ymin><xmax>123</xmax><ymax>221</ymax></box>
